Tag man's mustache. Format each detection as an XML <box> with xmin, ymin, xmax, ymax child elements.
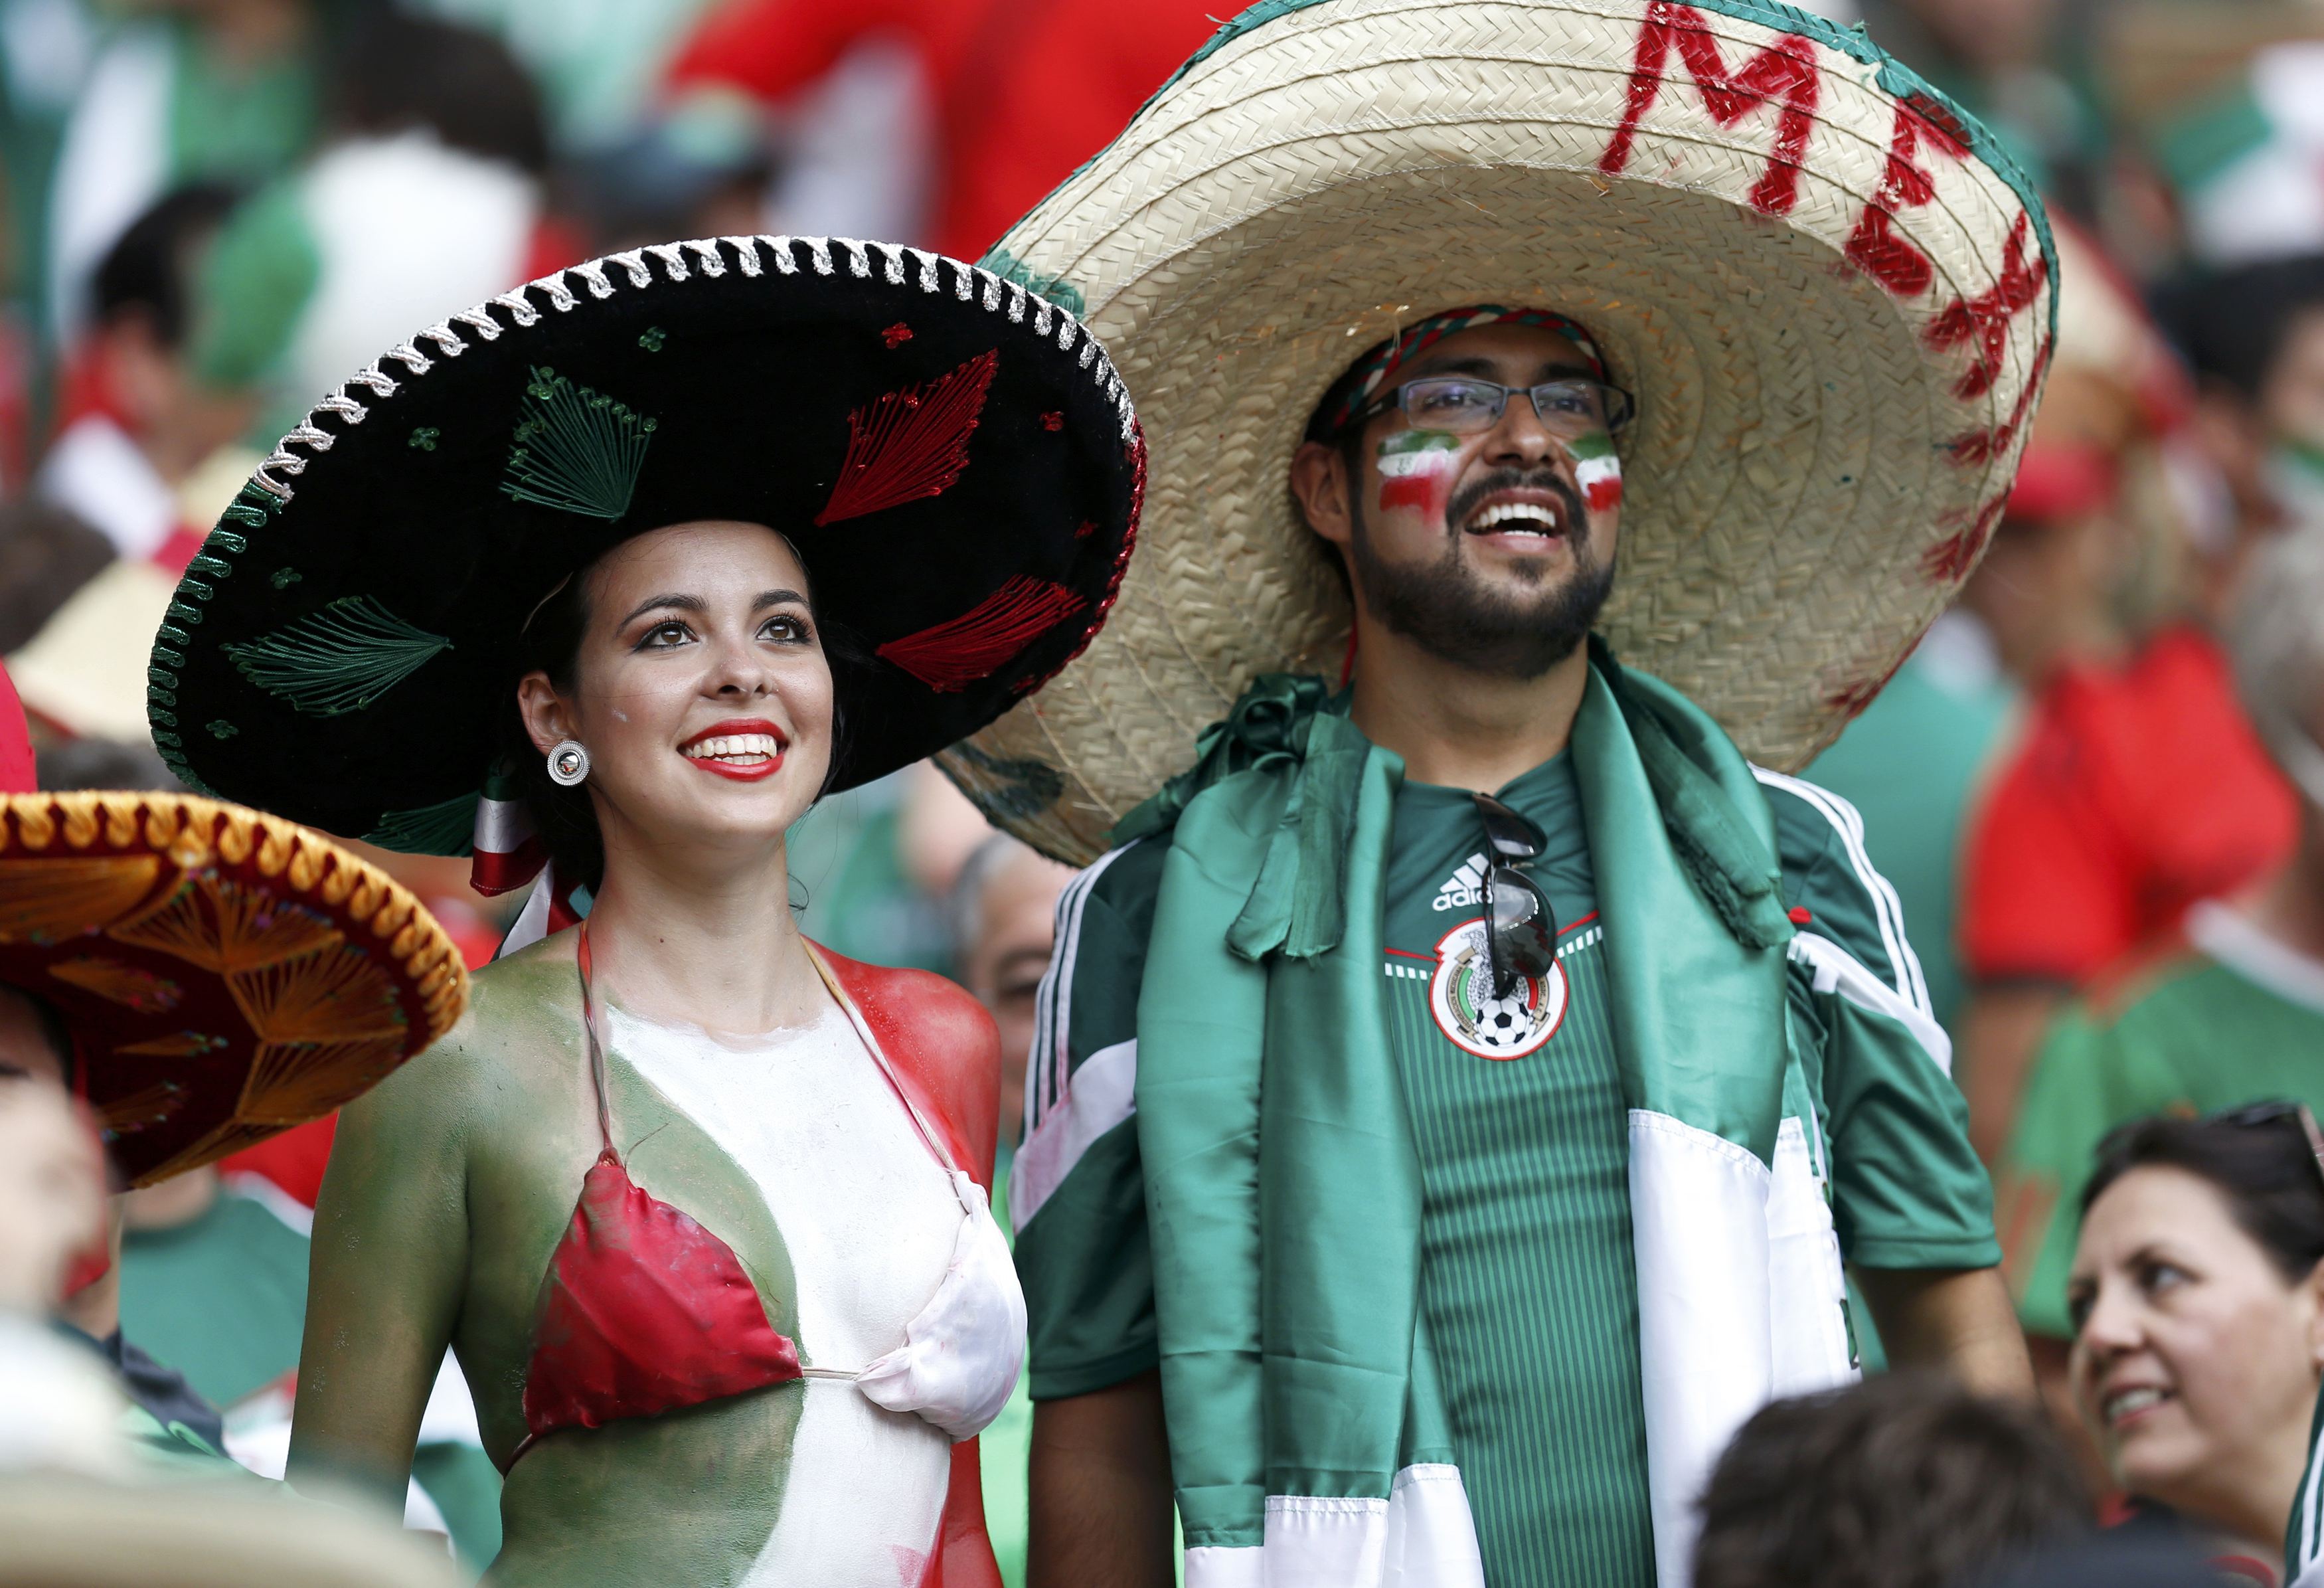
<box><xmin>1444</xmin><ymin>468</ymin><xmax>1588</xmax><ymax>538</ymax></box>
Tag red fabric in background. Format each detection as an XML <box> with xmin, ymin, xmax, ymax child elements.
<box><xmin>1961</xmin><ymin>626</ymin><xmax>2299</xmax><ymax>986</ymax></box>
<box><xmin>220</xmin><ymin>1114</ymin><xmax>337</xmax><ymax>1207</ymax></box>
<box><xmin>0</xmin><ymin>662</ymin><xmax>35</xmax><ymax>794</ymax></box>
<box><xmin>665</xmin><ymin>0</ymin><xmax>1218</xmax><ymax>261</ymax></box>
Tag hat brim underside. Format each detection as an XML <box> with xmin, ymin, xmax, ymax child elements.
<box><xmin>153</xmin><ymin>238</ymin><xmax>1142</xmax><ymax>851</ymax></box>
<box><xmin>0</xmin><ymin>794</ymin><xmax>466</xmax><ymax>1187</ymax></box>
<box><xmin>947</xmin><ymin>0</ymin><xmax>2055</xmax><ymax>864</ymax></box>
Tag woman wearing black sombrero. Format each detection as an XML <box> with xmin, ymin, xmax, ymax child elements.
<box><xmin>151</xmin><ymin>238</ymin><xmax>1143</xmax><ymax>1586</ymax></box>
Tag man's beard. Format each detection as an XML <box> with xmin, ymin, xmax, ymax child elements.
<box><xmin>1347</xmin><ymin>468</ymin><xmax>1616</xmax><ymax>679</ymax></box>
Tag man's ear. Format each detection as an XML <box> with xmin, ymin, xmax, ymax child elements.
<box><xmin>1289</xmin><ymin>438</ymin><xmax>1355</xmax><ymax>551</ymax></box>
<box><xmin>2303</xmin><ymin>1259</ymin><xmax>2324</xmax><ymax>1374</ymax></box>
<box><xmin>516</xmin><ymin>671</ymin><xmax>575</xmax><ymax>756</ymax></box>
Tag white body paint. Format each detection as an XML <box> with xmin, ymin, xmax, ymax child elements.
<box><xmin>607</xmin><ymin>1001</ymin><xmax>960</xmax><ymax>1587</ymax></box>
<box><xmin>1574</xmin><ymin>453</ymin><xmax>1621</xmax><ymax>497</ymax></box>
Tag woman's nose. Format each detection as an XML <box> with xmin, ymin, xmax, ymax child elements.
<box><xmin>707</xmin><ymin>635</ymin><xmax>771</xmax><ymax>695</ymax></box>
<box><xmin>2076</xmin><ymin>1281</ymin><xmax>2145</xmax><ymax>1357</ymax></box>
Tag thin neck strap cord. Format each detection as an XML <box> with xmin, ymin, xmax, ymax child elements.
<box><xmin>575</xmin><ymin>920</ymin><xmax>616</xmax><ymax>1156</ymax></box>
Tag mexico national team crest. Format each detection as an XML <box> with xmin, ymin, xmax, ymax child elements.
<box><xmin>1430</xmin><ymin>919</ymin><xmax>1567</xmax><ymax>1060</ymax></box>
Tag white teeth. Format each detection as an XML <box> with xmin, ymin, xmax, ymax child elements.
<box><xmin>1469</xmin><ymin>502</ymin><xmax>1561</xmax><ymax>533</ymax></box>
<box><xmin>683</xmin><ymin>733</ymin><xmax>781</xmax><ymax>760</ymax></box>
<box><xmin>2106</xmin><ymin>1387</ymin><xmax>2167</xmax><ymax>1421</ymax></box>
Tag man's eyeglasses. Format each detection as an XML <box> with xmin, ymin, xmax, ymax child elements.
<box><xmin>1473</xmin><ymin>792</ymin><xmax>1557</xmax><ymax>1002</ymax></box>
<box><xmin>1355</xmin><ymin>375</ymin><xmax>1637</xmax><ymax>440</ymax></box>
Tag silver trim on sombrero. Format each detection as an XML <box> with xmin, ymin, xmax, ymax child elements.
<box><xmin>246</xmin><ymin>235</ymin><xmax>1139</xmax><ymax>504</ymax></box>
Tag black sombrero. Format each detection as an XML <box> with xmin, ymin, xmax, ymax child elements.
<box><xmin>147</xmin><ymin>236</ymin><xmax>1143</xmax><ymax>853</ymax></box>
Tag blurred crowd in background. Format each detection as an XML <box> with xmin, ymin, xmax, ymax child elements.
<box><xmin>2</xmin><ymin>0</ymin><xmax>2324</xmax><ymax>1583</ymax></box>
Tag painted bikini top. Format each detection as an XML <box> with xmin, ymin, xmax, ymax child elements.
<box><xmin>514</xmin><ymin>925</ymin><xmax>1023</xmax><ymax>1464</ymax></box>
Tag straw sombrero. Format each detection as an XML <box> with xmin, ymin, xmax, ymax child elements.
<box><xmin>942</xmin><ymin>0</ymin><xmax>2056</xmax><ymax>863</ymax></box>
<box><xmin>0</xmin><ymin>792</ymin><xmax>467</xmax><ymax>1186</ymax></box>
<box><xmin>146</xmin><ymin>236</ymin><xmax>1142</xmax><ymax>863</ymax></box>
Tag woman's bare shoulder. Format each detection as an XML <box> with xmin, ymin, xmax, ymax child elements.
<box><xmin>355</xmin><ymin>932</ymin><xmax>584</xmax><ymax>1128</ymax></box>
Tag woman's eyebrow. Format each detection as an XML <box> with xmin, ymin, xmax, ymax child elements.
<box><xmin>620</xmin><ymin>592</ymin><xmax>707</xmax><ymax>626</ymax></box>
<box><xmin>754</xmin><ymin>588</ymin><xmax>810</xmax><ymax>610</ymax></box>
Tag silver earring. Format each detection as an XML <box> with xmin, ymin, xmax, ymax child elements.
<box><xmin>547</xmin><ymin>739</ymin><xmax>590</xmax><ymax>787</ymax></box>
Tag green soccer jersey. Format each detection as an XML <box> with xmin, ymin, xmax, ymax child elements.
<box><xmin>1011</xmin><ymin>748</ymin><xmax>1997</xmax><ymax>1585</ymax></box>
<box><xmin>1999</xmin><ymin>903</ymin><xmax>2324</xmax><ymax>1341</ymax></box>
<box><xmin>1379</xmin><ymin>757</ymin><xmax>1654</xmax><ymax>1585</ymax></box>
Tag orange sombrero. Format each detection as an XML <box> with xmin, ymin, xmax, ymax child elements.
<box><xmin>0</xmin><ymin>790</ymin><xmax>468</xmax><ymax>1186</ymax></box>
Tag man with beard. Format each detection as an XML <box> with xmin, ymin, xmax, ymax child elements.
<box><xmin>948</xmin><ymin>5</ymin><xmax>2054</xmax><ymax>1586</ymax></box>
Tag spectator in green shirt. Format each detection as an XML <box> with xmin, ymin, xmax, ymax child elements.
<box><xmin>1999</xmin><ymin>523</ymin><xmax>2324</xmax><ymax>1388</ymax></box>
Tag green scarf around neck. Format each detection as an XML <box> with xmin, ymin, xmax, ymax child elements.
<box><xmin>1121</xmin><ymin>640</ymin><xmax>1797</xmax><ymax>1550</ymax></box>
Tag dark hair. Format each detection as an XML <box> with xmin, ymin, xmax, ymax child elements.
<box><xmin>0</xmin><ymin>984</ymin><xmax>77</xmax><ymax>1087</ymax></box>
<box><xmin>0</xmin><ymin>500</ymin><xmax>112</xmax><ymax>652</ymax></box>
<box><xmin>2080</xmin><ymin>1108</ymin><xmax>2324</xmax><ymax>1285</ymax></box>
<box><xmin>2152</xmin><ymin>254</ymin><xmax>2324</xmax><ymax>403</ymax></box>
<box><xmin>92</xmin><ymin>184</ymin><xmax>240</xmax><ymax>347</ymax></box>
<box><xmin>1693</xmin><ymin>1372</ymin><xmax>2090</xmax><ymax>1588</ymax></box>
<box><xmin>329</xmin><ymin>11</ymin><xmax>550</xmax><ymax>175</ymax></box>
<box><xmin>499</xmin><ymin>533</ymin><xmax>860</xmax><ymax>894</ymax></box>
<box><xmin>38</xmin><ymin>737</ymin><xmax>182</xmax><ymax>795</ymax></box>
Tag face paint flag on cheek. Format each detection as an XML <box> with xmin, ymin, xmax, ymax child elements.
<box><xmin>1567</xmin><ymin>431</ymin><xmax>1623</xmax><ymax>514</ymax></box>
<box><xmin>1377</xmin><ymin>430</ymin><xmax>1462</xmax><ymax>514</ymax></box>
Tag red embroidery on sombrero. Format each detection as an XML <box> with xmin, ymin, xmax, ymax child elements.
<box><xmin>815</xmin><ymin>349</ymin><xmax>999</xmax><ymax>527</ymax></box>
<box><xmin>1921</xmin><ymin>491</ymin><xmax>2010</xmax><ymax>584</ymax></box>
<box><xmin>881</xmin><ymin>322</ymin><xmax>913</xmax><ymax>348</ymax></box>
<box><xmin>1925</xmin><ymin>217</ymin><xmax>2048</xmax><ymax>400</ymax></box>
<box><xmin>1824</xmin><ymin>653</ymin><xmax>1908</xmax><ymax>720</ymax></box>
<box><xmin>1845</xmin><ymin>97</ymin><xmax>1974</xmax><ymax>298</ymax></box>
<box><xmin>877</xmin><ymin>576</ymin><xmax>1086</xmax><ymax>694</ymax></box>
<box><xmin>1600</xmin><ymin>2</ymin><xmax>1821</xmax><ymax>217</ymax></box>
<box><xmin>1946</xmin><ymin>337</ymin><xmax>2054</xmax><ymax>468</ymax></box>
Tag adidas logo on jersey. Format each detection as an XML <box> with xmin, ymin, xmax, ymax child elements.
<box><xmin>1432</xmin><ymin>853</ymin><xmax>1489</xmax><ymax>912</ymax></box>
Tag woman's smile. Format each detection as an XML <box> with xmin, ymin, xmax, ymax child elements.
<box><xmin>681</xmin><ymin>717</ymin><xmax>789</xmax><ymax>782</ymax></box>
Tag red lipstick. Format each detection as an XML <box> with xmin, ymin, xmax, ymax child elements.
<box><xmin>679</xmin><ymin>718</ymin><xmax>788</xmax><ymax>782</ymax></box>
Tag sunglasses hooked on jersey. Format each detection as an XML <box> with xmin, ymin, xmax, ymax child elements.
<box><xmin>1473</xmin><ymin>791</ymin><xmax>1558</xmax><ymax>1002</ymax></box>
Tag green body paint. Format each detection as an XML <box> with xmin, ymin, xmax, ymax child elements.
<box><xmin>293</xmin><ymin>944</ymin><xmax>803</xmax><ymax>1585</ymax></box>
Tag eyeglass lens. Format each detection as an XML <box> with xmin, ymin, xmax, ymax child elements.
<box><xmin>1400</xmin><ymin>376</ymin><xmax>1633</xmax><ymax>438</ymax></box>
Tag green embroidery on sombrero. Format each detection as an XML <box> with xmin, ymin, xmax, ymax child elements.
<box><xmin>409</xmin><ymin>427</ymin><xmax>440</xmax><ymax>451</ymax></box>
<box><xmin>222</xmin><ymin>595</ymin><xmax>454</xmax><ymax>718</ymax></box>
<box><xmin>206</xmin><ymin>721</ymin><xmax>238</xmax><ymax>740</ymax></box>
<box><xmin>977</xmin><ymin>248</ymin><xmax>1086</xmax><ymax>317</ymax></box>
<box><xmin>271</xmin><ymin>568</ymin><xmax>301</xmax><ymax>589</ymax></box>
<box><xmin>501</xmin><ymin>365</ymin><xmax>657</xmax><ymax>520</ymax></box>
<box><xmin>639</xmin><ymin>326</ymin><xmax>667</xmax><ymax>352</ymax></box>
<box><xmin>221</xmin><ymin>483</ymin><xmax>285</xmax><ymax>531</ymax></box>
<box><xmin>365</xmin><ymin>791</ymin><xmax>479</xmax><ymax>855</ymax></box>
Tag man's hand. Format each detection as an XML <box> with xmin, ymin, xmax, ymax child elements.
<box><xmin>1028</xmin><ymin>1370</ymin><xmax>1174</xmax><ymax>1588</ymax></box>
<box><xmin>1856</xmin><ymin>1266</ymin><xmax>2035</xmax><ymax>1399</ymax></box>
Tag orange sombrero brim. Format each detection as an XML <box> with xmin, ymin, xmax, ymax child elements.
<box><xmin>0</xmin><ymin>792</ymin><xmax>469</xmax><ymax>1187</ymax></box>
